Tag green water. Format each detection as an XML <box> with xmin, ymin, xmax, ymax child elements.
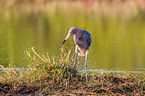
<box><xmin>0</xmin><ymin>1</ymin><xmax>145</xmax><ymax>71</ymax></box>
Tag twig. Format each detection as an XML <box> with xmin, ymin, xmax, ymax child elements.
<box><xmin>32</xmin><ymin>47</ymin><xmax>45</xmax><ymax>62</ymax></box>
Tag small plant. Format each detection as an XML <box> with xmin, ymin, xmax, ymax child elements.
<box><xmin>0</xmin><ymin>47</ymin><xmax>79</xmax><ymax>95</ymax></box>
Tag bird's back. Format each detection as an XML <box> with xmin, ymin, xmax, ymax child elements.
<box><xmin>81</xmin><ymin>30</ymin><xmax>92</xmax><ymax>47</ymax></box>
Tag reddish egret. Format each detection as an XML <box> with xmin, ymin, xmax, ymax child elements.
<box><xmin>62</xmin><ymin>27</ymin><xmax>91</xmax><ymax>84</ymax></box>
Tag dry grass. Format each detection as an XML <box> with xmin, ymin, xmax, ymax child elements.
<box><xmin>0</xmin><ymin>47</ymin><xmax>145</xmax><ymax>95</ymax></box>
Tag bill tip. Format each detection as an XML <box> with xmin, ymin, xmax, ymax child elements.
<box><xmin>62</xmin><ymin>40</ymin><xmax>66</xmax><ymax>45</ymax></box>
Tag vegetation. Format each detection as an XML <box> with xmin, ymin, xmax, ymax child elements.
<box><xmin>0</xmin><ymin>48</ymin><xmax>145</xmax><ymax>95</ymax></box>
<box><xmin>1</xmin><ymin>0</ymin><xmax>145</xmax><ymax>71</ymax></box>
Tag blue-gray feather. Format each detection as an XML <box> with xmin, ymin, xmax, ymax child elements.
<box><xmin>81</xmin><ymin>29</ymin><xmax>92</xmax><ymax>47</ymax></box>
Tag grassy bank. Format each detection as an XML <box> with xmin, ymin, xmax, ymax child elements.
<box><xmin>1</xmin><ymin>0</ymin><xmax>145</xmax><ymax>69</ymax></box>
<box><xmin>0</xmin><ymin>48</ymin><xmax>145</xmax><ymax>95</ymax></box>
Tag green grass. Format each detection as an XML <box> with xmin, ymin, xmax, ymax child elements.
<box><xmin>0</xmin><ymin>47</ymin><xmax>145</xmax><ymax>95</ymax></box>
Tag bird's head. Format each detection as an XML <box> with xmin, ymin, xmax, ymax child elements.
<box><xmin>62</xmin><ymin>27</ymin><xmax>81</xmax><ymax>45</ymax></box>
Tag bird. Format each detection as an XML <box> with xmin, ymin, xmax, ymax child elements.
<box><xmin>62</xmin><ymin>27</ymin><xmax>92</xmax><ymax>84</ymax></box>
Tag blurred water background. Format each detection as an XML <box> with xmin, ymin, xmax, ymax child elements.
<box><xmin>0</xmin><ymin>0</ymin><xmax>145</xmax><ymax>72</ymax></box>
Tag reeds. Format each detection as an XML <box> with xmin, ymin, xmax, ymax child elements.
<box><xmin>0</xmin><ymin>47</ymin><xmax>145</xmax><ymax>95</ymax></box>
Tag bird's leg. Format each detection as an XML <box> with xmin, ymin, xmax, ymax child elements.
<box><xmin>85</xmin><ymin>53</ymin><xmax>88</xmax><ymax>84</ymax></box>
<box><xmin>75</xmin><ymin>45</ymin><xmax>78</xmax><ymax>53</ymax></box>
<box><xmin>70</xmin><ymin>52</ymin><xmax>78</xmax><ymax>80</ymax></box>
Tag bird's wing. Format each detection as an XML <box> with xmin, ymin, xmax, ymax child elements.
<box><xmin>81</xmin><ymin>30</ymin><xmax>92</xmax><ymax>47</ymax></box>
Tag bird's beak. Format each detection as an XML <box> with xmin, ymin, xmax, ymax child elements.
<box><xmin>62</xmin><ymin>40</ymin><xmax>66</xmax><ymax>45</ymax></box>
<box><xmin>62</xmin><ymin>33</ymin><xmax>72</xmax><ymax>45</ymax></box>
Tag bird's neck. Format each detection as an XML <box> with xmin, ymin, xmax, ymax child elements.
<box><xmin>76</xmin><ymin>30</ymin><xmax>82</xmax><ymax>37</ymax></box>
